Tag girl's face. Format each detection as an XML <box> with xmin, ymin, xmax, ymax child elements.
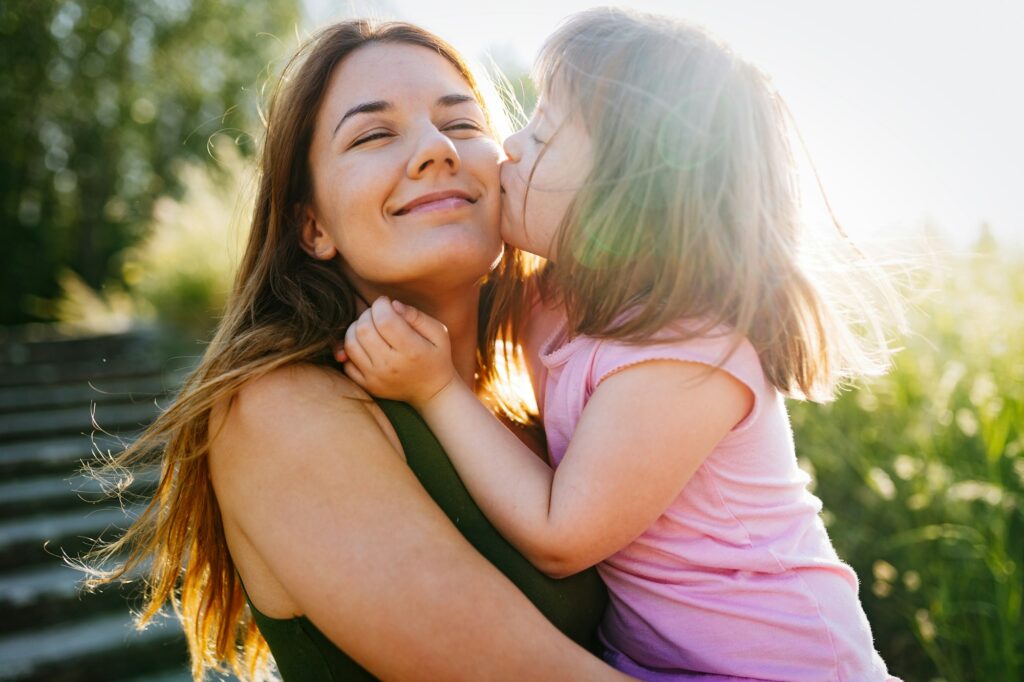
<box><xmin>303</xmin><ymin>42</ymin><xmax>502</xmax><ymax>301</ymax></box>
<box><xmin>499</xmin><ymin>92</ymin><xmax>593</xmax><ymax>262</ymax></box>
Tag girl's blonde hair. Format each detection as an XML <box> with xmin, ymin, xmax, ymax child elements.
<box><xmin>81</xmin><ymin>19</ymin><xmax>527</xmax><ymax>680</ymax></box>
<box><xmin>528</xmin><ymin>6</ymin><xmax>899</xmax><ymax>401</ymax></box>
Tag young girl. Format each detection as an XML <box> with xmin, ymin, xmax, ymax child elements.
<box><xmin>340</xmin><ymin>8</ymin><xmax>899</xmax><ymax>681</ymax></box>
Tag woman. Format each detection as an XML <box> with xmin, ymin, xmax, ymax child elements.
<box><xmin>85</xmin><ymin>20</ymin><xmax>630</xmax><ymax>682</ymax></box>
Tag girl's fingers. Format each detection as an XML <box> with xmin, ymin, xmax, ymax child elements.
<box><xmin>342</xmin><ymin>359</ymin><xmax>369</xmax><ymax>389</ymax></box>
<box><xmin>391</xmin><ymin>300</ymin><xmax>449</xmax><ymax>348</ymax></box>
<box><xmin>370</xmin><ymin>296</ymin><xmax>423</xmax><ymax>350</ymax></box>
<box><xmin>332</xmin><ymin>340</ymin><xmax>348</xmax><ymax>364</ymax></box>
<box><xmin>354</xmin><ymin>316</ymin><xmax>393</xmax><ymax>365</ymax></box>
<box><xmin>343</xmin><ymin>321</ymin><xmax>375</xmax><ymax>370</ymax></box>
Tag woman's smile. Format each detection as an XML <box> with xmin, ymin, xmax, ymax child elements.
<box><xmin>393</xmin><ymin>189</ymin><xmax>477</xmax><ymax>216</ymax></box>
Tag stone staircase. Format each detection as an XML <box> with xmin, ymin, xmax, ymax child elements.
<box><xmin>0</xmin><ymin>330</ymin><xmax>197</xmax><ymax>681</ymax></box>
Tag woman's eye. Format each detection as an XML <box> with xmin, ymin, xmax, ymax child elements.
<box><xmin>445</xmin><ymin>120</ymin><xmax>483</xmax><ymax>133</ymax></box>
<box><xmin>350</xmin><ymin>131</ymin><xmax>392</xmax><ymax>147</ymax></box>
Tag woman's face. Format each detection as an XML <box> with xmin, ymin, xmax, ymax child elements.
<box><xmin>499</xmin><ymin>91</ymin><xmax>593</xmax><ymax>262</ymax></box>
<box><xmin>303</xmin><ymin>42</ymin><xmax>502</xmax><ymax>301</ymax></box>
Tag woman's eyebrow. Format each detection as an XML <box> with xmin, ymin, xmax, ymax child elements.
<box><xmin>333</xmin><ymin>100</ymin><xmax>392</xmax><ymax>138</ymax></box>
<box><xmin>436</xmin><ymin>93</ymin><xmax>476</xmax><ymax>108</ymax></box>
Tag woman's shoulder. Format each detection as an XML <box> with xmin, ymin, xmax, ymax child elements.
<box><xmin>238</xmin><ymin>361</ymin><xmax>368</xmax><ymax>407</ymax></box>
<box><xmin>209</xmin><ymin>362</ymin><xmax>403</xmax><ymax>469</ymax></box>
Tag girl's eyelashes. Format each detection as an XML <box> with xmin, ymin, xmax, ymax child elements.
<box><xmin>531</xmin><ymin>133</ymin><xmax>546</xmax><ymax>146</ymax></box>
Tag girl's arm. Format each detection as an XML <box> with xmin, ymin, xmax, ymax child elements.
<box><xmin>344</xmin><ymin>298</ymin><xmax>753</xmax><ymax>578</ymax></box>
<box><xmin>209</xmin><ymin>363</ymin><xmax>632</xmax><ymax>681</ymax></box>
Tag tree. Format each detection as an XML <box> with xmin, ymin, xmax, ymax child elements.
<box><xmin>0</xmin><ymin>0</ymin><xmax>298</xmax><ymax>325</ymax></box>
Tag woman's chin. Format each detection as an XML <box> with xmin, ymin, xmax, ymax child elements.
<box><xmin>417</xmin><ymin>242</ymin><xmax>503</xmax><ymax>289</ymax></box>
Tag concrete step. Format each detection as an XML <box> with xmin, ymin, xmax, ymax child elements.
<box><xmin>0</xmin><ymin>503</ymin><xmax>144</xmax><ymax>572</ymax></box>
<box><xmin>0</xmin><ymin>469</ymin><xmax>159</xmax><ymax>520</ymax></box>
<box><xmin>0</xmin><ymin>330</ymin><xmax>206</xmax><ymax>681</ymax></box>
<box><xmin>0</xmin><ymin>610</ymin><xmax>187</xmax><ymax>681</ymax></box>
<box><xmin>0</xmin><ymin>401</ymin><xmax>162</xmax><ymax>443</ymax></box>
<box><xmin>0</xmin><ymin>331</ymin><xmax>158</xmax><ymax>368</ymax></box>
<box><xmin>0</xmin><ymin>434</ymin><xmax>116</xmax><ymax>479</ymax></box>
<box><xmin>0</xmin><ymin>563</ymin><xmax>83</xmax><ymax>609</ymax></box>
<box><xmin>0</xmin><ymin>563</ymin><xmax>134</xmax><ymax>636</ymax></box>
<box><xmin>0</xmin><ymin>564</ymin><xmax>233</xmax><ymax>680</ymax></box>
<box><xmin>121</xmin><ymin>669</ymin><xmax>195</xmax><ymax>682</ymax></box>
<box><xmin>0</xmin><ymin>373</ymin><xmax>184</xmax><ymax>414</ymax></box>
<box><xmin>0</xmin><ymin>562</ymin><xmax>161</xmax><ymax>638</ymax></box>
<box><xmin>0</xmin><ymin>357</ymin><xmax>173</xmax><ymax>389</ymax></box>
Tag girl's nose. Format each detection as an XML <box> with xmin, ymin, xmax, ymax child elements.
<box><xmin>503</xmin><ymin>129</ymin><xmax>524</xmax><ymax>163</ymax></box>
<box><xmin>407</xmin><ymin>127</ymin><xmax>461</xmax><ymax>178</ymax></box>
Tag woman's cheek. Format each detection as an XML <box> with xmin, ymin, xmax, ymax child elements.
<box><xmin>466</xmin><ymin>139</ymin><xmax>502</xmax><ymax>188</ymax></box>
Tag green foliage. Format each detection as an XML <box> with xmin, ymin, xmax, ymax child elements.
<box><xmin>43</xmin><ymin>136</ymin><xmax>251</xmax><ymax>340</ymax></box>
<box><xmin>122</xmin><ymin>137</ymin><xmax>252</xmax><ymax>337</ymax></box>
<box><xmin>0</xmin><ymin>0</ymin><xmax>297</xmax><ymax>324</ymax></box>
<box><xmin>791</xmin><ymin>244</ymin><xmax>1023</xmax><ymax>681</ymax></box>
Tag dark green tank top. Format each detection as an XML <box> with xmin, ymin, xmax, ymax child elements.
<box><xmin>247</xmin><ymin>399</ymin><xmax>608</xmax><ymax>681</ymax></box>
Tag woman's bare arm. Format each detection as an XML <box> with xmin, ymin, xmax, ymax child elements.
<box><xmin>208</xmin><ymin>363</ymin><xmax>630</xmax><ymax>682</ymax></box>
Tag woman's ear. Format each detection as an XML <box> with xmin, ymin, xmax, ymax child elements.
<box><xmin>299</xmin><ymin>205</ymin><xmax>339</xmax><ymax>261</ymax></box>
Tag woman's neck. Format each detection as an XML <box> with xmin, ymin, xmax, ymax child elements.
<box><xmin>354</xmin><ymin>285</ymin><xmax>481</xmax><ymax>390</ymax></box>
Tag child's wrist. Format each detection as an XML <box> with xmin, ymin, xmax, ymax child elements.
<box><xmin>412</xmin><ymin>374</ymin><xmax>462</xmax><ymax>414</ymax></box>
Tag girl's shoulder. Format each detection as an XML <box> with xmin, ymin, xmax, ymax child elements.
<box><xmin>597</xmin><ymin>319</ymin><xmax>765</xmax><ymax>383</ymax></box>
<box><xmin>585</xmin><ymin>320</ymin><xmax>771</xmax><ymax>429</ymax></box>
<box><xmin>529</xmin><ymin>302</ymin><xmax>768</xmax><ymax>390</ymax></box>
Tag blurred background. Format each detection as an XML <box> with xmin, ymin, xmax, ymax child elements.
<box><xmin>0</xmin><ymin>1</ymin><xmax>1020</xmax><ymax>680</ymax></box>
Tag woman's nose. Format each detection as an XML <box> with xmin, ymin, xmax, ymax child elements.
<box><xmin>407</xmin><ymin>128</ymin><xmax>461</xmax><ymax>178</ymax></box>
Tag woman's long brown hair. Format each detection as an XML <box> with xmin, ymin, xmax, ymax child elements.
<box><xmin>80</xmin><ymin>20</ymin><xmax>525</xmax><ymax>680</ymax></box>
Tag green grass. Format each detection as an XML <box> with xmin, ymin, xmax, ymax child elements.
<box><xmin>790</xmin><ymin>243</ymin><xmax>1023</xmax><ymax>681</ymax></box>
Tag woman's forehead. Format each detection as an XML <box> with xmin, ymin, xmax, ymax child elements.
<box><xmin>324</xmin><ymin>42</ymin><xmax>475</xmax><ymax>113</ymax></box>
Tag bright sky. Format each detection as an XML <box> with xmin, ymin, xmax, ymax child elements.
<box><xmin>303</xmin><ymin>0</ymin><xmax>1023</xmax><ymax>250</ymax></box>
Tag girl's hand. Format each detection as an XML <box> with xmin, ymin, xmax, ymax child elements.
<box><xmin>342</xmin><ymin>296</ymin><xmax>458</xmax><ymax>407</ymax></box>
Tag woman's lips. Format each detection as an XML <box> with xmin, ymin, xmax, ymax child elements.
<box><xmin>394</xmin><ymin>189</ymin><xmax>476</xmax><ymax>215</ymax></box>
<box><xmin>402</xmin><ymin>196</ymin><xmax>473</xmax><ymax>215</ymax></box>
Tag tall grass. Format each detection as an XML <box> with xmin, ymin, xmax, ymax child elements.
<box><xmin>791</xmin><ymin>239</ymin><xmax>1023</xmax><ymax>681</ymax></box>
